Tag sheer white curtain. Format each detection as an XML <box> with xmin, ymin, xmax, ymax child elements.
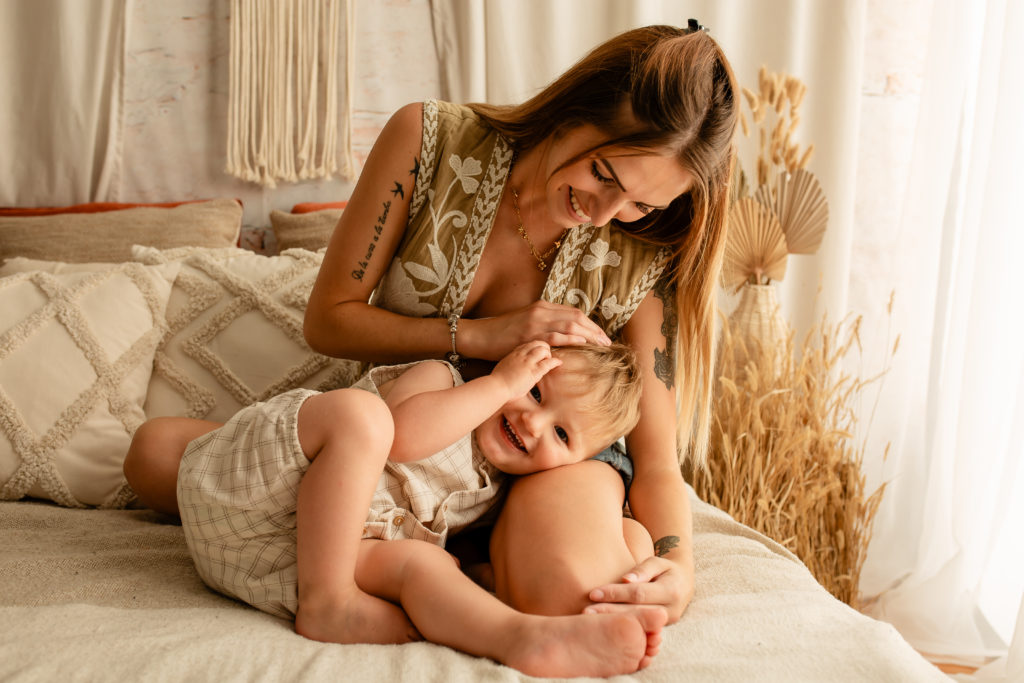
<box><xmin>0</xmin><ymin>0</ymin><xmax>126</xmax><ymax>205</ymax></box>
<box><xmin>430</xmin><ymin>0</ymin><xmax>1023</xmax><ymax>673</ymax></box>
<box><xmin>860</xmin><ymin>0</ymin><xmax>1024</xmax><ymax>674</ymax></box>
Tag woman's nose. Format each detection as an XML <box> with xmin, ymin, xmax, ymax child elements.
<box><xmin>587</xmin><ymin>191</ymin><xmax>629</xmax><ymax>227</ymax></box>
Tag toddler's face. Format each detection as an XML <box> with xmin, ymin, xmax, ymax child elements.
<box><xmin>475</xmin><ymin>357</ymin><xmax>610</xmax><ymax>475</ymax></box>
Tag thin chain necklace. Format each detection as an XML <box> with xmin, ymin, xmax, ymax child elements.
<box><xmin>510</xmin><ymin>188</ymin><xmax>570</xmax><ymax>272</ymax></box>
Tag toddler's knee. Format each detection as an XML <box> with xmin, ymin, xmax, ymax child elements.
<box><xmin>318</xmin><ymin>389</ymin><xmax>394</xmax><ymax>452</ymax></box>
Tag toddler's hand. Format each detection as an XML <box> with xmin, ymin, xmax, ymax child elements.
<box><xmin>491</xmin><ymin>341</ymin><xmax>561</xmax><ymax>400</ymax></box>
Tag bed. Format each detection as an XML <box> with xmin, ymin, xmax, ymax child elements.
<box><xmin>0</xmin><ymin>200</ymin><xmax>948</xmax><ymax>681</ymax></box>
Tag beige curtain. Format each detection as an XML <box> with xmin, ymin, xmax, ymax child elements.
<box><xmin>0</xmin><ymin>0</ymin><xmax>126</xmax><ymax>205</ymax></box>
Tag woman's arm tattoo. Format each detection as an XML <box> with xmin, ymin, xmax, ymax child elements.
<box><xmin>351</xmin><ymin>158</ymin><xmax>419</xmax><ymax>282</ymax></box>
<box><xmin>652</xmin><ymin>277</ymin><xmax>678</xmax><ymax>390</ymax></box>
<box><xmin>351</xmin><ymin>198</ymin><xmax>392</xmax><ymax>281</ymax></box>
<box><xmin>653</xmin><ymin>535</ymin><xmax>680</xmax><ymax>557</ymax></box>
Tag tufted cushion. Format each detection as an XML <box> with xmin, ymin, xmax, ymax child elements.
<box><xmin>0</xmin><ymin>261</ymin><xmax>178</xmax><ymax>507</ymax></box>
<box><xmin>131</xmin><ymin>246</ymin><xmax>362</xmax><ymax>422</ymax></box>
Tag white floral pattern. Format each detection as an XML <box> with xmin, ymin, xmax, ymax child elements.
<box><xmin>449</xmin><ymin>154</ymin><xmax>482</xmax><ymax>193</ymax></box>
<box><xmin>581</xmin><ymin>239</ymin><xmax>622</xmax><ymax>271</ymax></box>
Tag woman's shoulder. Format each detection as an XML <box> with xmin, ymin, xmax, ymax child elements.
<box><xmin>423</xmin><ymin>100</ymin><xmax>500</xmax><ymax>152</ymax></box>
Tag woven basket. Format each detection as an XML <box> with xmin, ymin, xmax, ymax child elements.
<box><xmin>728</xmin><ymin>283</ymin><xmax>787</xmax><ymax>374</ymax></box>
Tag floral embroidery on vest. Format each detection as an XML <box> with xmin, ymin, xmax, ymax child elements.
<box><xmin>373</xmin><ymin>100</ymin><xmax>667</xmax><ymax>338</ymax></box>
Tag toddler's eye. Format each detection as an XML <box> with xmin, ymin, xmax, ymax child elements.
<box><xmin>530</xmin><ymin>386</ymin><xmax>541</xmax><ymax>402</ymax></box>
<box><xmin>555</xmin><ymin>426</ymin><xmax>569</xmax><ymax>444</ymax></box>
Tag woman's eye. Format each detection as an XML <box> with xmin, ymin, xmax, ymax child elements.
<box><xmin>555</xmin><ymin>426</ymin><xmax>569</xmax><ymax>444</ymax></box>
<box><xmin>635</xmin><ymin>203</ymin><xmax>654</xmax><ymax>216</ymax></box>
<box><xmin>590</xmin><ymin>161</ymin><xmax>615</xmax><ymax>185</ymax></box>
<box><xmin>530</xmin><ymin>386</ymin><xmax>541</xmax><ymax>402</ymax></box>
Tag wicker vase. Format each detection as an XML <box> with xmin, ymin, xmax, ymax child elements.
<box><xmin>728</xmin><ymin>283</ymin><xmax>788</xmax><ymax>376</ymax></box>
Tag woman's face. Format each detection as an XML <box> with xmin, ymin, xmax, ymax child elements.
<box><xmin>542</xmin><ymin>125</ymin><xmax>694</xmax><ymax>229</ymax></box>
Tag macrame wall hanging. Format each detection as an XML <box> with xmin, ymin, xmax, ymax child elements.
<box><xmin>226</xmin><ymin>0</ymin><xmax>357</xmax><ymax>187</ymax></box>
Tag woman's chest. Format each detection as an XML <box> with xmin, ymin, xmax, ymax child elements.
<box><xmin>462</xmin><ymin>222</ymin><xmax>550</xmax><ymax>318</ymax></box>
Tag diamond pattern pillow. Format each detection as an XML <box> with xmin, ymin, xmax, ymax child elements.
<box><xmin>0</xmin><ymin>261</ymin><xmax>178</xmax><ymax>507</ymax></box>
<box><xmin>131</xmin><ymin>246</ymin><xmax>362</xmax><ymax>422</ymax></box>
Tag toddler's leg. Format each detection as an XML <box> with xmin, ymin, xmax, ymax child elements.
<box><xmin>623</xmin><ymin>517</ymin><xmax>655</xmax><ymax>564</ymax></box>
<box><xmin>356</xmin><ymin>538</ymin><xmax>667</xmax><ymax>678</ymax></box>
<box><xmin>124</xmin><ymin>417</ymin><xmax>222</xmax><ymax>515</ymax></box>
<box><xmin>293</xmin><ymin>389</ymin><xmax>418</xmax><ymax>645</ymax></box>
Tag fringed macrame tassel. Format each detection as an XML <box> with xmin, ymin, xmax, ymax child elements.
<box><xmin>226</xmin><ymin>0</ymin><xmax>357</xmax><ymax>187</ymax></box>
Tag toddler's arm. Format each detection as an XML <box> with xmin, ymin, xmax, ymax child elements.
<box><xmin>383</xmin><ymin>341</ymin><xmax>560</xmax><ymax>462</ymax></box>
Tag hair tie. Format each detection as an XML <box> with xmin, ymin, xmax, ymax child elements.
<box><xmin>687</xmin><ymin>18</ymin><xmax>708</xmax><ymax>34</ymax></box>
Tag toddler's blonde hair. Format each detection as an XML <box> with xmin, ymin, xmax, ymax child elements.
<box><xmin>552</xmin><ymin>343</ymin><xmax>643</xmax><ymax>449</ymax></box>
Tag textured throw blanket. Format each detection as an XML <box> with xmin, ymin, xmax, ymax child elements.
<box><xmin>0</xmin><ymin>489</ymin><xmax>947</xmax><ymax>682</ymax></box>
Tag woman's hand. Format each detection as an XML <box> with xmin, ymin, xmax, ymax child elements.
<box><xmin>463</xmin><ymin>301</ymin><xmax>612</xmax><ymax>360</ymax></box>
<box><xmin>582</xmin><ymin>556</ymin><xmax>695</xmax><ymax>624</ymax></box>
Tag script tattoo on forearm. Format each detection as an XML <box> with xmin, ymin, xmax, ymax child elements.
<box><xmin>350</xmin><ymin>199</ymin><xmax>391</xmax><ymax>281</ymax></box>
<box><xmin>653</xmin><ymin>535</ymin><xmax>680</xmax><ymax>557</ymax></box>
<box><xmin>651</xmin><ymin>276</ymin><xmax>678</xmax><ymax>390</ymax></box>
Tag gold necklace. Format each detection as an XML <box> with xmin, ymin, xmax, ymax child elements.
<box><xmin>510</xmin><ymin>188</ymin><xmax>570</xmax><ymax>272</ymax></box>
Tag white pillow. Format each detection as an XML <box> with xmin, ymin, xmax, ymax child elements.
<box><xmin>0</xmin><ymin>261</ymin><xmax>178</xmax><ymax>508</ymax></box>
<box><xmin>131</xmin><ymin>246</ymin><xmax>362</xmax><ymax>422</ymax></box>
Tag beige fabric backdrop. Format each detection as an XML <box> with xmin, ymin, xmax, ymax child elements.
<box><xmin>0</xmin><ymin>0</ymin><xmax>125</xmax><ymax>205</ymax></box>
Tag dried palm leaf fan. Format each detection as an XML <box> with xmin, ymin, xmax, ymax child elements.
<box><xmin>722</xmin><ymin>197</ymin><xmax>788</xmax><ymax>291</ymax></box>
<box><xmin>755</xmin><ymin>169</ymin><xmax>829</xmax><ymax>255</ymax></box>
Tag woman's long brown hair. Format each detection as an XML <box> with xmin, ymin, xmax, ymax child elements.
<box><xmin>469</xmin><ymin>25</ymin><xmax>738</xmax><ymax>466</ymax></box>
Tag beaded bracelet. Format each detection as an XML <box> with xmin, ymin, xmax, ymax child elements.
<box><xmin>445</xmin><ymin>314</ymin><xmax>463</xmax><ymax>371</ymax></box>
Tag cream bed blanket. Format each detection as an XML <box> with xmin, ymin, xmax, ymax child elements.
<box><xmin>0</xmin><ymin>489</ymin><xmax>947</xmax><ymax>682</ymax></box>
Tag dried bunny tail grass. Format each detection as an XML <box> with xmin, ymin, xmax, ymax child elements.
<box><xmin>743</xmin><ymin>66</ymin><xmax>812</xmax><ymax>186</ymax></box>
<box><xmin>687</xmin><ymin>309</ymin><xmax>891</xmax><ymax>608</ymax></box>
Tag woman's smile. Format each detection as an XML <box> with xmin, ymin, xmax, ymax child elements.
<box><xmin>568</xmin><ymin>186</ymin><xmax>591</xmax><ymax>223</ymax></box>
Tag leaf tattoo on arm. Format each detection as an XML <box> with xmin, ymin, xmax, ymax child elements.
<box><xmin>653</xmin><ymin>535</ymin><xmax>680</xmax><ymax>557</ymax></box>
<box><xmin>651</xmin><ymin>275</ymin><xmax>678</xmax><ymax>390</ymax></box>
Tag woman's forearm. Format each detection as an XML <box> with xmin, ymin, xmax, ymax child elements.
<box><xmin>304</xmin><ymin>300</ymin><xmax>453</xmax><ymax>364</ymax></box>
<box><xmin>627</xmin><ymin>467</ymin><xmax>694</xmax><ymax>567</ymax></box>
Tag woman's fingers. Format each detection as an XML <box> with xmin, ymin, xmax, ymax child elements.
<box><xmin>588</xmin><ymin>580</ymin><xmax>664</xmax><ymax>606</ymax></box>
<box><xmin>543</xmin><ymin>332</ymin><xmax>592</xmax><ymax>347</ymax></box>
<box><xmin>472</xmin><ymin>302</ymin><xmax>611</xmax><ymax>359</ymax></box>
<box><xmin>584</xmin><ymin>556</ymin><xmax>692</xmax><ymax>623</ymax></box>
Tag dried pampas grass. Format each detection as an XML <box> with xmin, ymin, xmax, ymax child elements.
<box><xmin>687</xmin><ymin>309</ymin><xmax>891</xmax><ymax>608</ymax></box>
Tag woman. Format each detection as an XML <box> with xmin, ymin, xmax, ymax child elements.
<box><xmin>303</xmin><ymin>23</ymin><xmax>738</xmax><ymax>622</ymax></box>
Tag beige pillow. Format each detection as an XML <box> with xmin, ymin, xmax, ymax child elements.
<box><xmin>0</xmin><ymin>261</ymin><xmax>178</xmax><ymax>508</ymax></box>
<box><xmin>0</xmin><ymin>199</ymin><xmax>242</xmax><ymax>263</ymax></box>
<box><xmin>132</xmin><ymin>245</ymin><xmax>362</xmax><ymax>422</ymax></box>
<box><xmin>269</xmin><ymin>209</ymin><xmax>341</xmax><ymax>252</ymax></box>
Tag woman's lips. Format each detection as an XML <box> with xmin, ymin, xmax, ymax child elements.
<box><xmin>568</xmin><ymin>187</ymin><xmax>591</xmax><ymax>223</ymax></box>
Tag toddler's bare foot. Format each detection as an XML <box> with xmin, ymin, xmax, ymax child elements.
<box><xmin>295</xmin><ymin>588</ymin><xmax>420</xmax><ymax>645</ymax></box>
<box><xmin>504</xmin><ymin>607</ymin><xmax>667</xmax><ymax>678</ymax></box>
